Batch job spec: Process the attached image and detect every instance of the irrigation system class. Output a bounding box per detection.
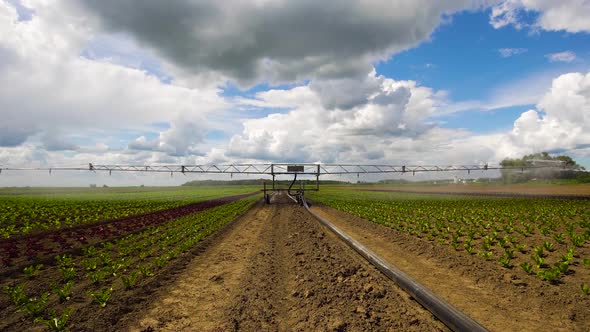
[0,160,574,332]
[0,161,571,177]
[0,160,574,205]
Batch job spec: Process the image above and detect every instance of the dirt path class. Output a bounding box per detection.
[312,205,590,332]
[123,199,272,331]
[123,193,447,331]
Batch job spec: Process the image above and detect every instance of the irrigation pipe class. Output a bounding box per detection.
[301,197,489,332]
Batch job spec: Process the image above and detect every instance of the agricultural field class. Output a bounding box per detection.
[338,182,590,198]
[0,186,261,331]
[308,189,590,286]
[307,188,590,330]
[2,184,590,331]
[0,186,259,238]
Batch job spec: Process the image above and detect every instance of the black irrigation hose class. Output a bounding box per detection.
[287,173,298,197]
[301,197,489,332]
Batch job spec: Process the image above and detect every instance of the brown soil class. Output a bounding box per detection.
[311,204,590,332]
[352,184,590,198]
[121,193,447,332]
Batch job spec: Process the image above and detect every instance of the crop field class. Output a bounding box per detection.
[1,185,590,331]
[307,188,590,330]
[308,189,590,285]
[0,186,259,238]
[0,187,260,331]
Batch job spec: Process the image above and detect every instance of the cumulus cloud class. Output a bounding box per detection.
[507,71,590,153]
[228,72,444,162]
[128,119,207,156]
[73,0,477,86]
[490,0,590,33]
[0,1,227,157]
[227,69,590,167]
[545,51,577,63]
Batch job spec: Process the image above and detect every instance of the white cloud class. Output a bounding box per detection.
[0,1,227,156]
[228,72,449,163]
[498,47,528,57]
[490,1,525,29]
[507,71,590,153]
[545,51,577,63]
[524,0,590,33]
[227,69,590,169]
[490,0,590,33]
[128,118,207,156]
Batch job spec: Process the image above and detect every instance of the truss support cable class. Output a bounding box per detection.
[301,197,489,332]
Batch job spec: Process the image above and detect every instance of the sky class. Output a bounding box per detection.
[0,0,589,186]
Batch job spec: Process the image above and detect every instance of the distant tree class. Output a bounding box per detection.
[499,152,585,183]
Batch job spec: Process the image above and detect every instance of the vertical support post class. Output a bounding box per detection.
[271,163,275,190]
[316,164,320,191]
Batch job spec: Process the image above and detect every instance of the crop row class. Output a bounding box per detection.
[308,190,590,290]
[0,187,256,238]
[0,193,256,269]
[1,194,260,331]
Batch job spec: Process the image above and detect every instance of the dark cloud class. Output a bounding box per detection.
[0,127,36,147]
[75,0,473,86]
[41,131,80,151]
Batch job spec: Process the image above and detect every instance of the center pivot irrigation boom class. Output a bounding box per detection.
[0,161,572,204]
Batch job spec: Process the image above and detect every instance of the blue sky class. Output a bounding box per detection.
[1,0,590,185]
[217,6,589,135]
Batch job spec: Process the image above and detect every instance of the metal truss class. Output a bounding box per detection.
[0,162,572,177]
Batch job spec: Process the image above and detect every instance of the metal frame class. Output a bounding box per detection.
[0,161,571,177]
[0,161,574,204]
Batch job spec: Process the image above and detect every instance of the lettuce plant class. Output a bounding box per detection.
[59,267,76,282]
[23,264,43,278]
[20,292,49,317]
[35,308,72,332]
[520,262,533,274]
[121,271,138,290]
[3,284,27,307]
[52,281,73,303]
[89,287,112,307]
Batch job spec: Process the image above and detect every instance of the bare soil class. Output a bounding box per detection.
[121,193,447,331]
[311,204,590,332]
[353,184,590,198]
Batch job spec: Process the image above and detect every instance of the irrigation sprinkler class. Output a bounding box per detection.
[0,161,575,204]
